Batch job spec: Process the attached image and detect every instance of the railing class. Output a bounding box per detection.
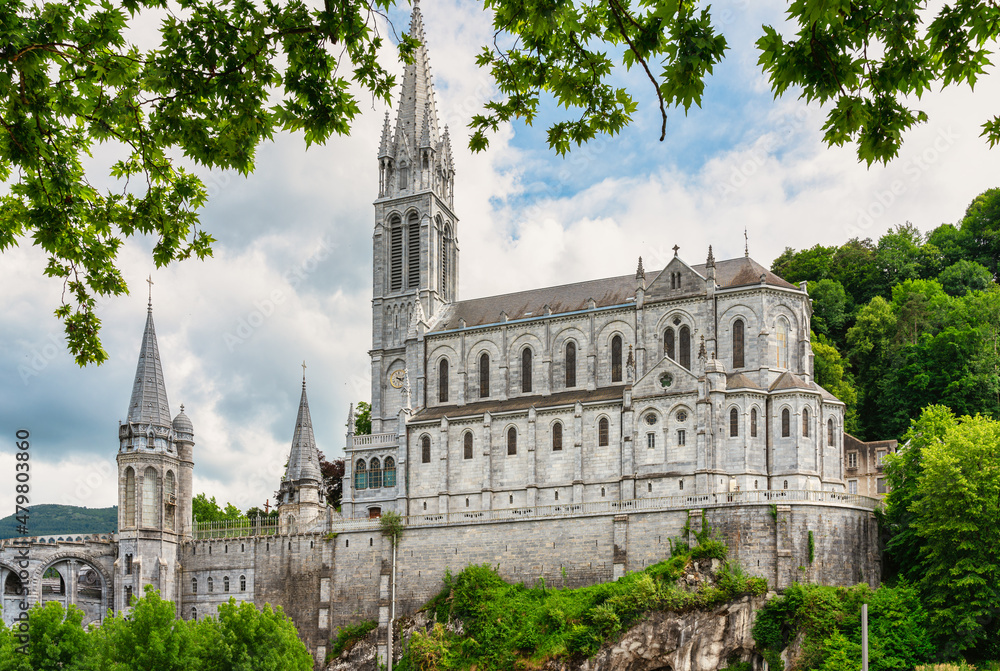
[192,520,279,540]
[350,432,398,448]
[189,489,879,539]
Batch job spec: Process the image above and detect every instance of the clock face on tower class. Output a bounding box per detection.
[389,370,406,389]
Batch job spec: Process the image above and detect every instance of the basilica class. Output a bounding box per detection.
[339,4,847,520]
[0,5,884,667]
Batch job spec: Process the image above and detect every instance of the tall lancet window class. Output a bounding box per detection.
[664,328,675,360]
[679,326,691,369]
[125,467,136,527]
[164,470,176,531]
[777,320,789,368]
[407,212,420,289]
[389,216,403,292]
[479,352,490,398]
[521,348,533,393]
[441,223,452,295]
[142,466,157,528]
[565,341,576,387]
[733,319,745,368]
[439,358,449,403]
[611,335,623,382]
[802,407,810,437]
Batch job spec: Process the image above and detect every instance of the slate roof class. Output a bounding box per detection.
[769,371,842,402]
[430,256,798,332]
[285,381,322,483]
[410,385,628,422]
[126,307,172,427]
[727,372,762,390]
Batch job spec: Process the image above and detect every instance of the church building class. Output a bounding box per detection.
[341,2,847,520]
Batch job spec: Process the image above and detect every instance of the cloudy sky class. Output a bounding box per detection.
[2,0,999,519]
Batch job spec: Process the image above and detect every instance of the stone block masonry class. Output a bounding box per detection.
[205,497,879,668]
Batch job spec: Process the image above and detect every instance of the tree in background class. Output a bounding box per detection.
[811,333,859,434]
[884,407,1000,659]
[938,260,994,297]
[354,401,372,436]
[774,189,1000,441]
[318,452,345,509]
[192,493,244,523]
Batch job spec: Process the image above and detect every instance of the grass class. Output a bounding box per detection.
[396,541,767,670]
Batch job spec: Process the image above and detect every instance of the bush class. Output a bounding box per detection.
[328,620,377,659]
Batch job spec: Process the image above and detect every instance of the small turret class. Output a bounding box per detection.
[277,371,325,533]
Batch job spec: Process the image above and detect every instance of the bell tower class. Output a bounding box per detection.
[115,290,192,614]
[370,0,458,432]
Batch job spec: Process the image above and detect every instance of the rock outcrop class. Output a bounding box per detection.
[541,596,765,671]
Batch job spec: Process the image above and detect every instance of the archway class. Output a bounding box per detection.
[37,558,109,626]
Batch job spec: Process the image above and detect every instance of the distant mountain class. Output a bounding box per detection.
[0,504,117,539]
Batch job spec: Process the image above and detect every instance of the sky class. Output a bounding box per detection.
[2,0,999,519]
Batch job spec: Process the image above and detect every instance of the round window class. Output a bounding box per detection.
[659,372,674,389]
[676,410,688,422]
[644,413,657,425]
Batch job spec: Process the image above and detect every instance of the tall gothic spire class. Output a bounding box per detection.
[127,306,172,427]
[393,1,441,156]
[285,376,322,484]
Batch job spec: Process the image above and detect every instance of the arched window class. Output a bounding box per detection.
[777,320,789,368]
[751,408,758,438]
[383,457,396,487]
[240,575,246,591]
[389,215,403,291]
[679,325,691,369]
[164,470,176,531]
[370,458,382,488]
[125,467,135,527]
[802,407,810,437]
[354,459,368,490]
[599,417,610,447]
[611,335,623,382]
[208,577,214,593]
[730,408,739,437]
[441,224,451,295]
[733,319,745,368]
[552,422,563,451]
[828,418,835,446]
[142,466,157,527]
[439,358,449,403]
[565,341,577,387]
[521,347,533,393]
[479,352,490,398]
[192,607,197,621]
[507,427,517,455]
[463,432,473,459]
[421,435,431,464]
[191,577,197,594]
[782,409,790,437]
[407,212,420,288]
[664,327,675,360]
[223,576,230,593]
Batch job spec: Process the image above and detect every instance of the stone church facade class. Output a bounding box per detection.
[0,5,884,668]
